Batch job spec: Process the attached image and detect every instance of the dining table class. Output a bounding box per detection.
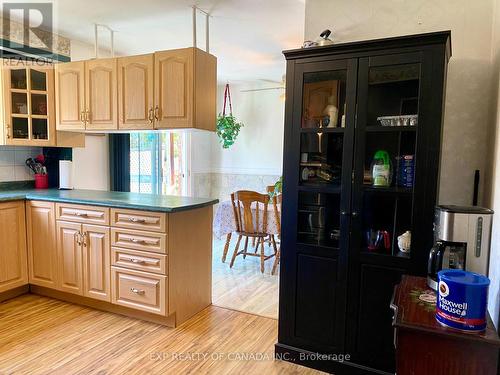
[213,200,281,262]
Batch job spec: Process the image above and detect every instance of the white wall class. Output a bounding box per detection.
[486,0,500,330]
[70,40,110,191]
[305,0,497,206]
[211,82,285,176]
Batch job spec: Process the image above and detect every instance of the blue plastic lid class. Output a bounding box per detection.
[438,269,490,286]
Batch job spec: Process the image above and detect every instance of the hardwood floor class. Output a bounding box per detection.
[0,294,323,374]
[212,237,279,319]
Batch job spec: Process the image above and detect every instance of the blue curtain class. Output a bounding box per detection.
[109,134,130,192]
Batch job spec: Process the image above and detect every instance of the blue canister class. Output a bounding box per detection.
[397,155,414,188]
[436,269,490,332]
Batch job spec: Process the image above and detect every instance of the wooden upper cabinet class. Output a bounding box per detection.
[3,62,56,146]
[85,58,118,130]
[118,54,154,130]
[0,201,27,293]
[55,61,85,131]
[154,48,193,129]
[154,48,216,131]
[82,224,110,302]
[52,48,216,132]
[57,220,83,295]
[26,201,57,289]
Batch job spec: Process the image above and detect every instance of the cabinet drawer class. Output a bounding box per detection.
[111,267,166,315]
[56,203,110,225]
[111,208,167,233]
[111,228,166,254]
[112,247,167,275]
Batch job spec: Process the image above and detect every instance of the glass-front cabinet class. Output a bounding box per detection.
[3,62,55,146]
[278,33,450,375]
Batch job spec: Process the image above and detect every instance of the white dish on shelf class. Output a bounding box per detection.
[377,115,418,127]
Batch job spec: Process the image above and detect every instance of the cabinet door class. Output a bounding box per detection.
[26,201,57,288]
[347,51,434,373]
[4,65,56,146]
[154,48,193,129]
[56,221,83,295]
[85,58,118,130]
[346,264,404,372]
[0,201,27,293]
[55,61,86,131]
[279,58,358,352]
[82,224,110,302]
[118,54,154,130]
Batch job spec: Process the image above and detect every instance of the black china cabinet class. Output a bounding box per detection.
[276,32,451,374]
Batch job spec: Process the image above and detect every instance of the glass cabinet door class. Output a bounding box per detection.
[353,53,422,259]
[295,60,356,250]
[280,58,357,352]
[6,66,51,144]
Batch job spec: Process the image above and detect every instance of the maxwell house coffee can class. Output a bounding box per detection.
[436,269,490,332]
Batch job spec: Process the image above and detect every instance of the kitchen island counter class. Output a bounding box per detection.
[0,188,218,212]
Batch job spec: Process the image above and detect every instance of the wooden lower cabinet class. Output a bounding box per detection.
[0,201,27,293]
[82,225,110,302]
[26,201,57,288]
[111,267,167,315]
[21,201,213,327]
[57,221,83,295]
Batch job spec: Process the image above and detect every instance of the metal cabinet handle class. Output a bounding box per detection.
[6,124,11,139]
[129,217,146,223]
[80,111,85,124]
[75,231,82,246]
[352,212,358,217]
[154,105,159,121]
[85,110,90,123]
[148,107,154,124]
[130,258,146,264]
[82,231,88,247]
[130,238,145,244]
[130,287,145,295]
[75,212,88,217]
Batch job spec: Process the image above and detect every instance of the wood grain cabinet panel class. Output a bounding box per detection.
[55,61,86,131]
[118,54,154,130]
[56,203,109,225]
[0,201,27,293]
[111,267,167,315]
[111,228,166,254]
[56,221,83,295]
[26,201,57,288]
[111,208,167,233]
[85,58,117,130]
[111,247,167,275]
[154,48,193,129]
[82,225,110,302]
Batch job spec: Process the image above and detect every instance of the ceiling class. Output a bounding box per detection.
[47,0,305,82]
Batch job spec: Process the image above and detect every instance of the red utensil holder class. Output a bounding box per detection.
[34,174,48,189]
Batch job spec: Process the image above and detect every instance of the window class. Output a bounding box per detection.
[130,132,190,195]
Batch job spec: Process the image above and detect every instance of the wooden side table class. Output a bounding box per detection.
[391,275,500,375]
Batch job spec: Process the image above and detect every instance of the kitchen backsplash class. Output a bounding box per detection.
[0,146,42,182]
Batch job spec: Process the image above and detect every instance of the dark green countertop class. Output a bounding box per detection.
[0,188,218,213]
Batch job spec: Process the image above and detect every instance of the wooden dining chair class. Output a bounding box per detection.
[229,190,277,273]
[266,185,282,275]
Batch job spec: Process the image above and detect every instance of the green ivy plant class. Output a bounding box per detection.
[216,114,243,149]
[269,176,283,200]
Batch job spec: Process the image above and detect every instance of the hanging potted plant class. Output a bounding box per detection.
[216,83,243,149]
